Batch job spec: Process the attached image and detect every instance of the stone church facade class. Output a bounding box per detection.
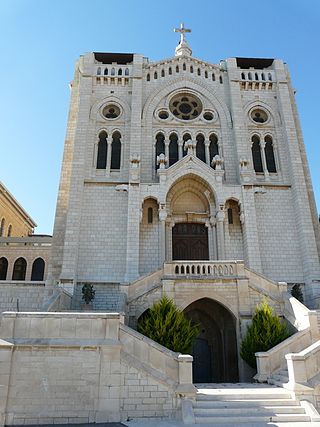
[0,28,319,424]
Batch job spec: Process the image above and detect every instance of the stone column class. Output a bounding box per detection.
[205,139,210,166]
[159,206,167,264]
[260,141,269,181]
[178,139,183,160]
[209,217,217,260]
[165,140,169,167]
[216,209,225,260]
[106,136,112,176]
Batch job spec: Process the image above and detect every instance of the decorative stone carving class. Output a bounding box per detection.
[130,154,141,168]
[158,204,167,221]
[239,157,249,171]
[157,153,168,169]
[184,139,196,156]
[211,155,224,170]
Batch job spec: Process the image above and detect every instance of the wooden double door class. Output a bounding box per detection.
[172,222,209,261]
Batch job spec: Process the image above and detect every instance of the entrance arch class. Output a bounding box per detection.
[184,298,239,383]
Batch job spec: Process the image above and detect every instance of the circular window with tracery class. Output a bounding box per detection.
[250,108,268,124]
[102,104,121,119]
[169,93,202,120]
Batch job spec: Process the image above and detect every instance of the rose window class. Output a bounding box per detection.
[169,93,202,120]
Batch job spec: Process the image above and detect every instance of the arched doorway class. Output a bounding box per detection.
[184,298,239,383]
[172,223,208,260]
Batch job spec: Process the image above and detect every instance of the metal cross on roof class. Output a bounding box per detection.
[174,23,191,44]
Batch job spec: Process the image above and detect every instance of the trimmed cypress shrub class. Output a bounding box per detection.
[137,295,199,354]
[240,300,290,369]
[291,284,304,303]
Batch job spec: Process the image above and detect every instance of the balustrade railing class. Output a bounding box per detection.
[164,261,243,278]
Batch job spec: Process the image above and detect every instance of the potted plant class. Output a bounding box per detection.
[81,283,95,310]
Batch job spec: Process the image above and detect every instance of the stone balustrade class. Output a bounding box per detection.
[164,261,244,278]
[286,340,320,389]
[0,236,52,247]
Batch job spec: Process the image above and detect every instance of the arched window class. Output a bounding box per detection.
[183,63,186,71]
[31,258,45,281]
[12,257,27,281]
[261,73,265,81]
[0,257,8,280]
[125,68,129,76]
[147,73,150,81]
[97,67,101,75]
[154,71,158,79]
[212,73,215,81]
[197,68,201,76]
[196,134,206,162]
[209,134,219,167]
[176,65,179,73]
[169,133,179,166]
[205,70,208,78]
[147,207,153,224]
[169,67,172,75]
[96,131,108,169]
[161,69,165,77]
[7,224,12,237]
[155,133,165,168]
[268,73,272,81]
[104,68,108,76]
[241,72,245,80]
[111,68,115,76]
[219,75,223,84]
[118,68,122,76]
[251,135,263,173]
[248,72,252,80]
[255,72,259,80]
[264,136,277,173]
[111,131,121,170]
[0,218,5,236]
[190,65,194,73]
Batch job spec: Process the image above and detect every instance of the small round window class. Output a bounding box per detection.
[158,110,169,120]
[169,93,202,120]
[251,109,268,124]
[203,111,214,121]
[102,104,121,119]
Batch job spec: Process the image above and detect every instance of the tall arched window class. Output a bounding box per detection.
[104,68,108,76]
[219,76,223,84]
[264,136,277,173]
[190,66,194,73]
[196,134,205,162]
[155,133,165,168]
[12,257,27,281]
[251,135,263,173]
[0,257,8,280]
[161,69,165,77]
[169,133,179,166]
[248,72,252,80]
[31,257,45,281]
[154,71,158,79]
[176,65,179,73]
[118,68,122,76]
[97,67,101,75]
[7,224,12,237]
[241,72,245,80]
[125,68,129,76]
[212,73,215,81]
[183,63,186,71]
[0,218,5,236]
[205,70,208,78]
[209,134,219,167]
[96,131,108,169]
[111,131,121,170]
[197,68,201,76]
[147,73,150,81]
[169,67,172,75]
[111,68,115,76]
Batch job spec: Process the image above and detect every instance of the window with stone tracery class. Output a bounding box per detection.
[251,134,277,175]
[264,135,277,173]
[96,131,108,169]
[111,131,121,170]
[155,133,165,169]
[251,135,263,173]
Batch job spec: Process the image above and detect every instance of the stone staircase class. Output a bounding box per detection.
[193,384,319,425]
[268,368,289,387]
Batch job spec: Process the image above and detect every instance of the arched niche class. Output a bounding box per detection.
[184,298,239,383]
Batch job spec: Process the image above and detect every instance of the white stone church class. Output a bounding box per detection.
[0,25,320,425]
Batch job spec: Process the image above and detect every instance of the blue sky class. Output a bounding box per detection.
[0,0,319,234]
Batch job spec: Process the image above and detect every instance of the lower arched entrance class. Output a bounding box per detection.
[184,298,239,383]
[172,223,208,260]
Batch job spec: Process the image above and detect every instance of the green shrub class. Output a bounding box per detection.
[137,295,199,354]
[240,299,290,369]
[291,284,304,303]
[81,283,95,304]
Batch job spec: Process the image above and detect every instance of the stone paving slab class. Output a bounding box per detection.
[124,421,320,427]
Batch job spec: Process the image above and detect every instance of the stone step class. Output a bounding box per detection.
[194,414,311,424]
[194,405,306,415]
[196,391,293,401]
[268,377,289,387]
[194,398,301,408]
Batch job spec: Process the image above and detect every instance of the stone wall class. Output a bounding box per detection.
[0,312,193,425]
[0,282,45,312]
